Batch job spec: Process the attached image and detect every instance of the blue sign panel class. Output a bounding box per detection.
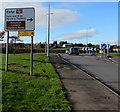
[101,44,107,49]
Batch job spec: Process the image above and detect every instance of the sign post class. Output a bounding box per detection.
[30,36,33,76]
[107,44,110,56]
[5,31,9,71]
[5,8,35,75]
[101,43,107,55]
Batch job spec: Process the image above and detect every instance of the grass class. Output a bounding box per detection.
[109,52,120,55]
[93,52,120,56]
[1,53,71,111]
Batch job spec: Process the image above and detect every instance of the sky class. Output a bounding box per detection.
[0,0,119,45]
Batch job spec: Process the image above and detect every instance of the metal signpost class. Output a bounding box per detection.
[107,44,110,56]
[5,8,35,76]
[5,31,9,71]
[30,36,33,75]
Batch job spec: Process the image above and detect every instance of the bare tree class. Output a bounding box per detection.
[9,36,23,43]
[0,31,5,41]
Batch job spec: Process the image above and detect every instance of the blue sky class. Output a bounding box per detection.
[48,2,118,44]
[0,1,118,45]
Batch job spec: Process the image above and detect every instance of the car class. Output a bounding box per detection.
[65,49,69,54]
[69,47,79,55]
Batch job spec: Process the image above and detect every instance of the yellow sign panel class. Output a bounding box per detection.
[99,50,103,54]
[18,31,34,36]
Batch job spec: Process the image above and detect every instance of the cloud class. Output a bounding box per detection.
[52,28,98,41]
[1,2,79,28]
[50,9,79,28]
[96,40,119,45]
[36,8,79,28]
[104,40,119,45]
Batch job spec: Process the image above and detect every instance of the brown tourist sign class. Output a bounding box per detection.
[6,21,25,30]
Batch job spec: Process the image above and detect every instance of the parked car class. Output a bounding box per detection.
[65,49,69,54]
[69,47,79,55]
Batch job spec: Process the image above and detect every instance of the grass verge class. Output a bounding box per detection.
[1,53,71,111]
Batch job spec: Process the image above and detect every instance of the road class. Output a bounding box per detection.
[60,54,119,93]
[50,55,119,111]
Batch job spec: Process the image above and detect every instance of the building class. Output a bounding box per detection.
[62,44,73,48]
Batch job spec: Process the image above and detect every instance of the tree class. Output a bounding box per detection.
[0,31,5,41]
[9,36,23,43]
[87,43,93,47]
[59,41,68,47]
[53,41,58,48]
[75,43,84,47]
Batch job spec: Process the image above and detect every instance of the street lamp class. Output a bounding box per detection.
[47,1,50,57]
[86,28,88,55]
[86,27,91,55]
[46,1,54,57]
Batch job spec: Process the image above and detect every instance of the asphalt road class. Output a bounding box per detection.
[50,55,119,111]
[60,54,119,93]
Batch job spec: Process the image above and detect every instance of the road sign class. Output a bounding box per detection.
[88,48,91,51]
[101,44,107,49]
[99,50,103,54]
[82,48,85,50]
[93,48,97,51]
[18,31,34,36]
[5,8,35,31]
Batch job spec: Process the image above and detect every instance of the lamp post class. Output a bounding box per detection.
[86,27,91,55]
[47,1,51,57]
[46,1,54,57]
[86,28,88,55]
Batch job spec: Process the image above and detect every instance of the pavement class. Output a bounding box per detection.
[50,54,119,112]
